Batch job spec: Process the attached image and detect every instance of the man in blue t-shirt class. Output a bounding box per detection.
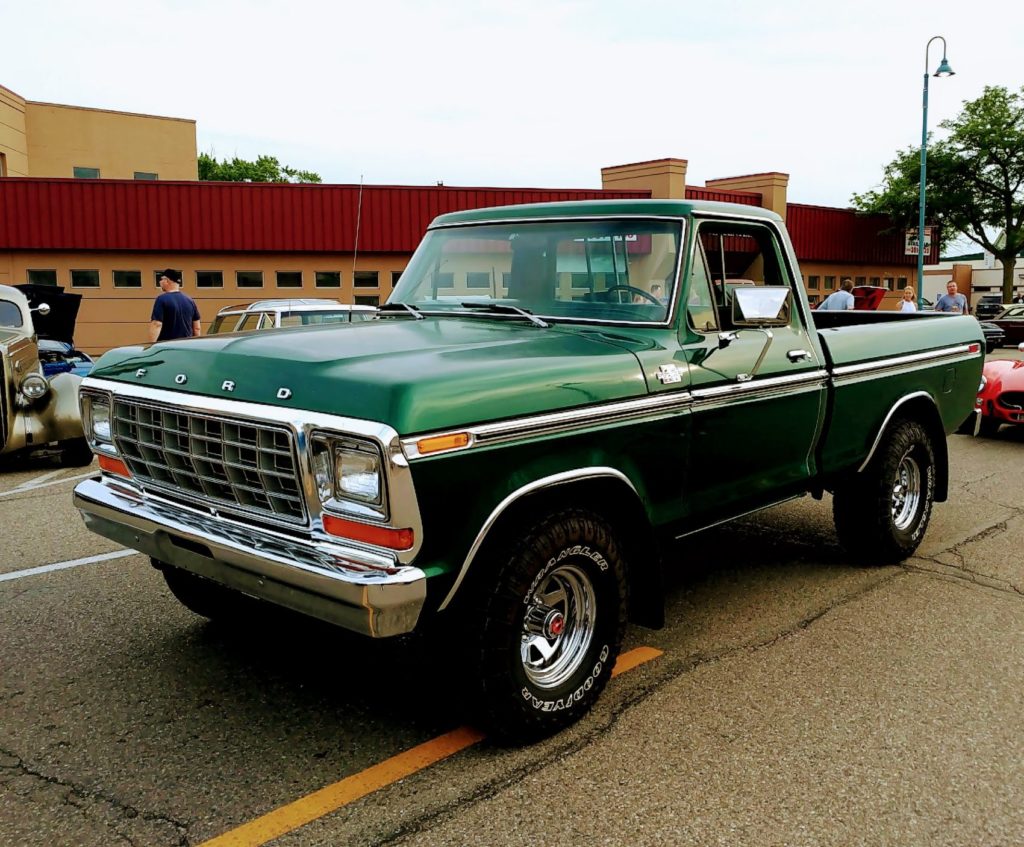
[934,280,970,315]
[818,277,856,311]
[149,269,201,342]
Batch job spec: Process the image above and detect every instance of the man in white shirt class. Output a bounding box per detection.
[818,277,855,311]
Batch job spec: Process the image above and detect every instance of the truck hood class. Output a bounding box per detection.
[89,318,650,434]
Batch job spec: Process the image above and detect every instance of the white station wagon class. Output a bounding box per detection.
[208,299,377,335]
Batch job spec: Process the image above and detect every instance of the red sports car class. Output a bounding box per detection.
[976,344,1024,436]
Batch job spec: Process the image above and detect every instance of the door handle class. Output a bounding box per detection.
[787,349,812,362]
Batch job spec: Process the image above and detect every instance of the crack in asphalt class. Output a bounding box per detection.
[0,746,192,846]
[374,570,905,846]
[912,514,1024,598]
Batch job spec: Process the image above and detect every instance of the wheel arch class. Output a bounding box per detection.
[858,391,949,502]
[438,467,664,628]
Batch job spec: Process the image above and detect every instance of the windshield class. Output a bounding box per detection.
[389,219,682,323]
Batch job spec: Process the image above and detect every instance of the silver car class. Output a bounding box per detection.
[207,299,377,335]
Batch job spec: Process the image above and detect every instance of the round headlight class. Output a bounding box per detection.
[20,373,49,400]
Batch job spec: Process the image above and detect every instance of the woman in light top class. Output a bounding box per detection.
[899,286,918,313]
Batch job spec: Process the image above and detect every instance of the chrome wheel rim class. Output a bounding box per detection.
[521,564,597,690]
[892,451,922,530]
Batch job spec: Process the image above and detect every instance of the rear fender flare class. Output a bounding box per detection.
[858,391,949,501]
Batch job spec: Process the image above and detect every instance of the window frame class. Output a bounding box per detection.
[113,270,143,288]
[353,270,380,289]
[70,269,100,288]
[236,270,265,289]
[315,271,342,288]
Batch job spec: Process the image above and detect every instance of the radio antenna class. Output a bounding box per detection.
[352,174,364,276]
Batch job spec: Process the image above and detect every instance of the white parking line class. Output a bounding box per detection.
[0,549,136,582]
[0,470,95,498]
[17,469,64,489]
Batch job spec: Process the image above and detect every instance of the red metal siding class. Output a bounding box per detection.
[685,186,762,206]
[0,179,649,254]
[786,203,935,266]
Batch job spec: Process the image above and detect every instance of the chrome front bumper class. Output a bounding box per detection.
[73,477,426,637]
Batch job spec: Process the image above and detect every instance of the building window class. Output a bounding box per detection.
[855,276,866,286]
[71,269,100,288]
[134,172,158,180]
[113,270,142,288]
[236,271,264,288]
[391,270,403,287]
[196,271,224,288]
[315,271,341,288]
[436,272,454,289]
[807,275,820,290]
[26,269,58,286]
[824,275,836,290]
[73,166,100,179]
[154,269,184,287]
[869,276,881,286]
[898,276,908,289]
[883,277,895,290]
[808,294,820,305]
[354,270,379,288]
[466,272,491,290]
[276,271,303,288]
[354,295,380,307]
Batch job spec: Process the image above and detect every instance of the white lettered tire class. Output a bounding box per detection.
[473,508,628,742]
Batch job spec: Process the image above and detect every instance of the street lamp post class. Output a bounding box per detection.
[917,36,955,309]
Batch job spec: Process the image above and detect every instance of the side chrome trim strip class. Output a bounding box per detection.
[833,345,975,381]
[437,467,640,612]
[402,369,828,459]
[857,391,939,473]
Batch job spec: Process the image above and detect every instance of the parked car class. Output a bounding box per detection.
[988,304,1024,347]
[37,339,94,378]
[0,285,90,465]
[978,320,1005,354]
[974,343,1024,436]
[75,199,983,740]
[974,294,1009,320]
[208,299,377,335]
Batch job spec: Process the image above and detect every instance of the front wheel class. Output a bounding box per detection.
[473,508,628,742]
[833,419,936,564]
[158,561,250,622]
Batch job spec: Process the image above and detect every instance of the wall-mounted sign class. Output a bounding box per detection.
[905,227,933,256]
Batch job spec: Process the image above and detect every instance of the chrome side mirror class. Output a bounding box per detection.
[31,303,51,316]
[1019,342,1024,352]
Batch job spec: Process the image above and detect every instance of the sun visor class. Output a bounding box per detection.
[15,284,82,344]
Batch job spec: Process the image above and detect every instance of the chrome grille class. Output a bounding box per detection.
[112,399,306,524]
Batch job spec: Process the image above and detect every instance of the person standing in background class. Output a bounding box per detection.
[818,277,855,311]
[899,286,918,312]
[150,269,201,342]
[934,280,970,314]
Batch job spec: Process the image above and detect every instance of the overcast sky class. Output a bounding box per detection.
[6,0,1021,209]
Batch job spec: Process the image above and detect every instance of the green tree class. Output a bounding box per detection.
[198,152,322,184]
[853,85,1024,301]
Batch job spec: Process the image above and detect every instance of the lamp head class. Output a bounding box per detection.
[934,57,954,77]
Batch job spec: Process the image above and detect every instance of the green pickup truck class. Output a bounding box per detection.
[73,200,984,739]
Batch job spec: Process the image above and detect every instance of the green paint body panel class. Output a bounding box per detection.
[85,199,985,621]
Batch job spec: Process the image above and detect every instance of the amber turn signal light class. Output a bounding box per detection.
[415,432,471,455]
[97,454,131,478]
[322,513,415,550]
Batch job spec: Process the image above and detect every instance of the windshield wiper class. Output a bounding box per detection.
[459,302,550,328]
[378,302,425,320]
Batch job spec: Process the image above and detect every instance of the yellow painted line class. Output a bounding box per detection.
[198,645,663,847]
[612,645,663,677]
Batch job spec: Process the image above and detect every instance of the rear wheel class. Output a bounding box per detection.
[472,508,628,742]
[978,417,1002,437]
[833,419,936,564]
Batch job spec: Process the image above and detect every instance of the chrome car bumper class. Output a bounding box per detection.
[73,477,426,637]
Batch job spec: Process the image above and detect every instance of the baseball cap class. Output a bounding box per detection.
[159,268,182,283]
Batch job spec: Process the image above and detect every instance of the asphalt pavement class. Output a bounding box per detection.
[2,354,1022,846]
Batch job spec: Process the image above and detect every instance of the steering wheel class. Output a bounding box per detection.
[602,285,662,305]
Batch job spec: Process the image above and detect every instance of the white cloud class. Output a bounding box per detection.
[6,0,1017,206]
